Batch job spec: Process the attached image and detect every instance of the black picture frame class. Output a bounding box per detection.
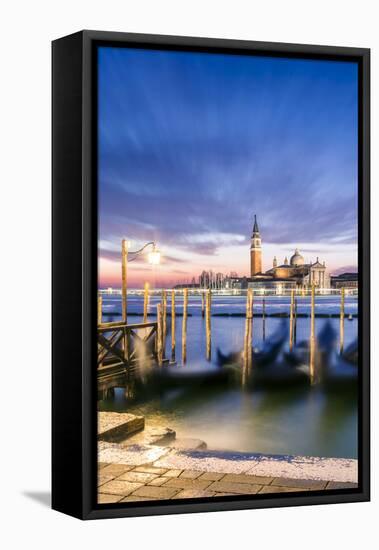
[52,30,370,520]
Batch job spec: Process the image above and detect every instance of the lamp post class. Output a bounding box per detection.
[121,239,160,324]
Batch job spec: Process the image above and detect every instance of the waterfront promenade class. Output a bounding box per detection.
[98,460,358,504]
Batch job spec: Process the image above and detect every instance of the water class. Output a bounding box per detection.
[98,293,358,459]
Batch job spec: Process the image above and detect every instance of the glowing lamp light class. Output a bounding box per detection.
[148,247,161,265]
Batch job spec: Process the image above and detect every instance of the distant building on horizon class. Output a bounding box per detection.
[330,272,358,290]
[226,215,330,291]
[192,215,355,292]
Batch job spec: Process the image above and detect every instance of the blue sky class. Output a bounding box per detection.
[98,46,358,287]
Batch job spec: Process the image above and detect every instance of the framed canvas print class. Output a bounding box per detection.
[52,30,370,520]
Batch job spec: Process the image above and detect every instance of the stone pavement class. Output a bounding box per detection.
[98,462,358,504]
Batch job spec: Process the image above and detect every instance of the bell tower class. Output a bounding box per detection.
[250,214,262,277]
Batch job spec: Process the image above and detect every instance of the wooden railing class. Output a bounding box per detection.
[97,321,158,370]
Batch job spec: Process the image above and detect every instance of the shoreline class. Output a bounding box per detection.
[98,441,358,483]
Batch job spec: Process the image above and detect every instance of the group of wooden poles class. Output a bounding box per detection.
[152,285,212,367]
[97,283,346,384]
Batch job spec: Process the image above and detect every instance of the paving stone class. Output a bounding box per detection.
[134,466,168,475]
[259,485,308,494]
[98,462,109,470]
[179,470,203,480]
[222,474,274,485]
[172,489,217,499]
[147,477,169,487]
[100,479,144,496]
[208,481,261,495]
[131,485,179,500]
[101,464,133,476]
[118,471,158,484]
[326,481,359,490]
[98,472,116,487]
[163,478,212,490]
[272,478,328,490]
[161,469,183,478]
[198,472,225,482]
[120,496,157,502]
[97,493,123,504]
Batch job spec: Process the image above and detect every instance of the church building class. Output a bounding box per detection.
[249,215,329,290]
[226,215,329,291]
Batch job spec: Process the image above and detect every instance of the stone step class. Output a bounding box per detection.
[122,426,176,447]
[98,412,145,442]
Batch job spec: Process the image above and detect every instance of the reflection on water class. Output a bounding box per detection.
[98,294,358,459]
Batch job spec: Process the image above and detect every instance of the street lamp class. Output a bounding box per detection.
[121,239,160,323]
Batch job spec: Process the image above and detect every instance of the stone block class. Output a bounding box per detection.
[161,469,183,478]
[163,478,212,491]
[179,470,203,480]
[272,477,327,490]
[222,474,274,485]
[98,472,116,487]
[208,481,261,494]
[101,463,133,476]
[147,477,169,487]
[198,472,225,482]
[172,489,217,499]
[130,485,179,500]
[120,496,156,502]
[99,479,144,496]
[98,412,145,442]
[326,481,359,490]
[118,471,158,484]
[134,466,168,475]
[259,485,307,494]
[97,493,123,504]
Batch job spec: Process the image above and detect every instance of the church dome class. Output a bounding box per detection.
[290,248,304,266]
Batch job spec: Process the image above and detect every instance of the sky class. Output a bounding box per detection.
[98,46,358,289]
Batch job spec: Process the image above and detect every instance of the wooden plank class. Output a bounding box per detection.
[98,332,125,365]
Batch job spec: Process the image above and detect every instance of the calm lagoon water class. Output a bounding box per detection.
[99,293,358,459]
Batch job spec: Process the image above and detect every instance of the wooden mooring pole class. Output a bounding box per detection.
[289,289,295,351]
[340,287,345,354]
[157,303,163,366]
[98,293,103,367]
[309,283,316,385]
[206,288,212,360]
[262,297,266,341]
[294,297,298,345]
[201,292,205,318]
[121,239,128,323]
[162,290,167,358]
[171,290,176,361]
[242,288,253,387]
[143,282,149,322]
[121,239,129,362]
[182,288,188,364]
[97,293,102,325]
